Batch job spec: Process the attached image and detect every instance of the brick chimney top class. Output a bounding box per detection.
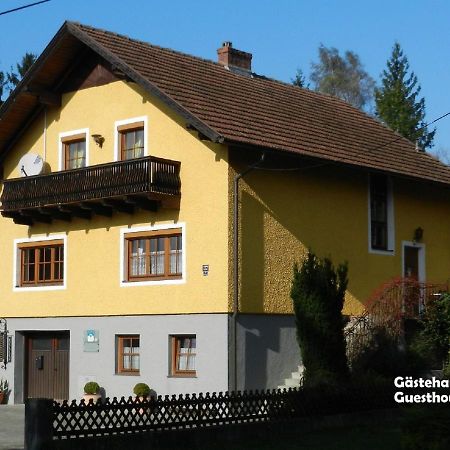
[217,42,252,72]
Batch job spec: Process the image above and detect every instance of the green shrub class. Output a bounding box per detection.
[351,327,426,378]
[133,383,151,397]
[402,406,450,450]
[417,293,450,367]
[83,381,100,394]
[291,251,349,386]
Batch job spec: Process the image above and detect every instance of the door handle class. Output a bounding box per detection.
[35,355,44,370]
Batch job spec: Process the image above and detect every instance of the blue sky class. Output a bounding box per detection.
[1,0,450,156]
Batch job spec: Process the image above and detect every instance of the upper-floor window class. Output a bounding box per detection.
[64,138,86,169]
[14,235,67,291]
[120,223,185,287]
[369,174,394,253]
[126,229,182,282]
[19,240,64,287]
[114,117,147,161]
[120,126,144,160]
[59,129,89,171]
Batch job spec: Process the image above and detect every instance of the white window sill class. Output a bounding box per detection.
[369,248,395,256]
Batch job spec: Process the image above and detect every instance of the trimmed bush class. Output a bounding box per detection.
[133,383,151,397]
[84,381,100,395]
[291,251,349,386]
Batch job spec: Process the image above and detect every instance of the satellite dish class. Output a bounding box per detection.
[18,153,44,177]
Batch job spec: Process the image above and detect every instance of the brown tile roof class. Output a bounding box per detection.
[2,21,450,185]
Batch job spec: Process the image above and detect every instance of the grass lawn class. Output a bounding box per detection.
[213,423,402,450]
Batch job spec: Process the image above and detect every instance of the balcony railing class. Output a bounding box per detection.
[1,156,181,224]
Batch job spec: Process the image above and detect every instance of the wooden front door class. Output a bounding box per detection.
[27,333,69,400]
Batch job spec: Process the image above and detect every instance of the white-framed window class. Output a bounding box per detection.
[120,223,186,287]
[368,173,395,254]
[13,234,67,291]
[114,116,148,161]
[58,128,89,171]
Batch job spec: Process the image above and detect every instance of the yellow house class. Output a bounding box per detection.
[0,22,449,403]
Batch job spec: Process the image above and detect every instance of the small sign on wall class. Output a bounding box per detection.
[202,264,209,276]
[83,329,99,352]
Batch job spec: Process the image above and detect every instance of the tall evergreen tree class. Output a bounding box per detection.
[0,70,5,104]
[292,68,308,88]
[291,251,349,386]
[375,43,435,150]
[310,45,375,111]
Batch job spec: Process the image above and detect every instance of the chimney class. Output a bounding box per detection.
[217,42,252,72]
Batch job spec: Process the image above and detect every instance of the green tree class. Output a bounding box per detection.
[375,43,435,150]
[6,52,36,90]
[0,52,37,103]
[0,70,5,103]
[292,68,308,88]
[310,45,375,110]
[291,251,349,386]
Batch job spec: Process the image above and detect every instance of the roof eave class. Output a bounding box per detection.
[66,22,224,144]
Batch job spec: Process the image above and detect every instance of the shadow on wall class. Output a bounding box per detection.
[241,190,264,313]
[236,315,300,391]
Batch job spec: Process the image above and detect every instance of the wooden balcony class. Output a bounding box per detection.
[0,156,181,225]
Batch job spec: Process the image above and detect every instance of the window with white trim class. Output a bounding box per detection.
[125,228,182,282]
[114,117,147,161]
[14,236,67,291]
[59,129,89,171]
[369,174,394,252]
[63,136,86,169]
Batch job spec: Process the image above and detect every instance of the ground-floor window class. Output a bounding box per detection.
[170,335,196,377]
[116,335,140,374]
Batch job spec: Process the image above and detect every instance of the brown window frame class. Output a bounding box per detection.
[116,335,140,375]
[125,228,182,282]
[62,134,86,170]
[19,240,64,287]
[118,123,144,161]
[170,335,196,377]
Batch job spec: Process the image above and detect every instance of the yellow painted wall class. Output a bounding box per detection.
[0,81,230,317]
[2,80,450,320]
[229,153,450,316]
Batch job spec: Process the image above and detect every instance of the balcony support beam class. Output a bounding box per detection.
[126,196,159,212]
[81,202,113,217]
[58,206,92,220]
[13,215,34,226]
[20,209,52,224]
[39,208,71,222]
[102,199,134,215]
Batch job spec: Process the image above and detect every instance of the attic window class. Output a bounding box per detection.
[119,125,144,160]
[59,129,89,171]
[114,117,147,161]
[63,137,86,170]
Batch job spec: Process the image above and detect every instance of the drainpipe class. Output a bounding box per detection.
[231,152,265,392]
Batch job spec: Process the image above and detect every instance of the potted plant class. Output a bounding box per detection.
[0,379,9,405]
[133,383,151,414]
[83,381,101,404]
[133,382,151,401]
